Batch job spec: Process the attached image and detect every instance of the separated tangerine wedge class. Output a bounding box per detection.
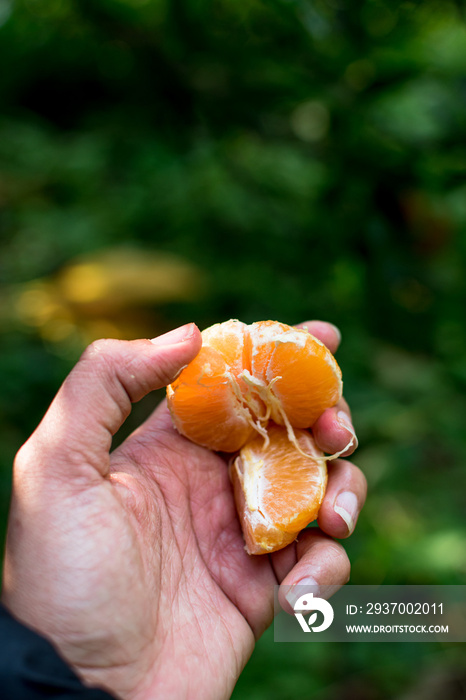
[166,319,342,452]
[230,423,327,554]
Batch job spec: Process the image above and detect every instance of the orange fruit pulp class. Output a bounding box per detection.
[230,423,327,554]
[166,319,344,554]
[167,319,342,452]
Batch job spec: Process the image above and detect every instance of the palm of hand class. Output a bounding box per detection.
[99,407,278,700]
[6,407,273,700]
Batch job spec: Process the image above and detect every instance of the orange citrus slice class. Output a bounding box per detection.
[166,319,342,452]
[230,424,327,554]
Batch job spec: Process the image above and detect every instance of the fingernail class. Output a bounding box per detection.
[285,577,320,609]
[329,323,341,345]
[334,491,359,534]
[337,410,358,449]
[150,323,196,347]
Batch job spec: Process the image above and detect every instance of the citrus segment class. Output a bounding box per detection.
[249,320,342,428]
[167,343,255,452]
[230,424,327,554]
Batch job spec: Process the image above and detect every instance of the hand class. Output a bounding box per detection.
[1,321,366,700]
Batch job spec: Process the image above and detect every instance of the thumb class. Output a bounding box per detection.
[16,323,202,482]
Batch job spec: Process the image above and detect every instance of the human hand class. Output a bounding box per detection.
[1,321,366,700]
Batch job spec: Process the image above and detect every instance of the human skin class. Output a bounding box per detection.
[1,320,366,700]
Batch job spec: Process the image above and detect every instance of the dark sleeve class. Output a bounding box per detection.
[0,604,116,699]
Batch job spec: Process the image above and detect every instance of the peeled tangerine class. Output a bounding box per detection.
[166,319,343,554]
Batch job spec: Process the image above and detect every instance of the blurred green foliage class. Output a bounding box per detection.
[1,0,466,697]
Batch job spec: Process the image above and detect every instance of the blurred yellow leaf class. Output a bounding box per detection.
[7,247,207,348]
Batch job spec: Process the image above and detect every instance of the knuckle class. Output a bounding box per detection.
[75,339,133,416]
[328,539,348,561]
[334,459,365,486]
[318,533,349,561]
[340,554,351,584]
[345,461,368,495]
[353,463,367,485]
[78,339,127,386]
[309,533,351,581]
[326,540,351,580]
[81,338,120,364]
[334,457,353,472]
[79,338,168,401]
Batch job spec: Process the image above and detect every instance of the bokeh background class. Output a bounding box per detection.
[1,0,466,697]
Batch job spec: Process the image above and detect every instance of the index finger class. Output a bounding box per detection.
[294,320,341,354]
